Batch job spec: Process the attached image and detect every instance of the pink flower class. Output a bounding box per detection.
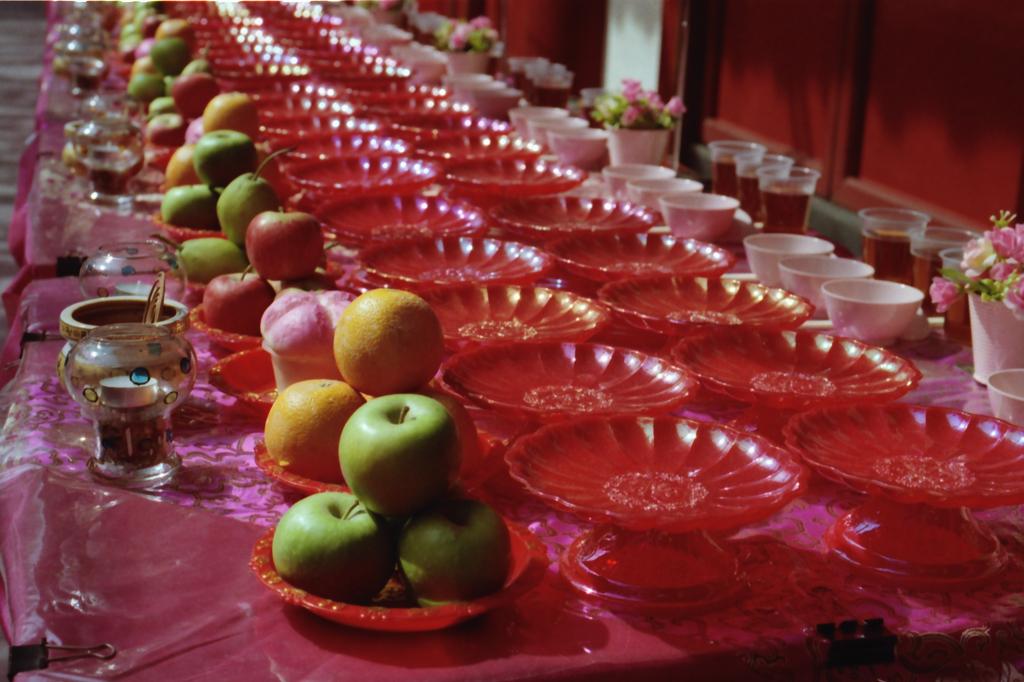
[621,105,642,127]
[469,16,493,30]
[645,91,664,111]
[962,237,997,277]
[987,226,1019,260]
[666,96,685,117]
[990,261,1019,282]
[449,22,473,50]
[378,0,401,10]
[622,78,643,103]
[929,276,960,313]
[1004,280,1024,320]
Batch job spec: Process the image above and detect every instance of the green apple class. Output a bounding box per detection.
[192,130,257,188]
[177,237,249,284]
[148,95,177,117]
[398,499,512,607]
[272,492,397,604]
[127,72,165,103]
[216,154,282,247]
[149,36,191,77]
[161,185,220,231]
[339,394,462,518]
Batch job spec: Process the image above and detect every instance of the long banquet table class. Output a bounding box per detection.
[2,8,1024,682]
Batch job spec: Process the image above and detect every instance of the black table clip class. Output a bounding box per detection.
[815,618,897,669]
[7,637,116,680]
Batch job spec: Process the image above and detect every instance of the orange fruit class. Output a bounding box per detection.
[164,144,201,188]
[334,289,445,396]
[264,378,366,484]
[155,18,197,51]
[130,55,157,80]
[420,385,484,479]
[202,92,260,140]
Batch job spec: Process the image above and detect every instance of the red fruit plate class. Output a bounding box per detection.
[443,159,588,199]
[254,440,350,496]
[151,214,225,244]
[284,156,441,197]
[261,112,375,141]
[358,237,555,290]
[671,327,922,409]
[190,305,263,352]
[411,134,543,167]
[209,348,277,416]
[598,276,815,336]
[368,99,475,120]
[492,196,658,242]
[316,195,489,247]
[264,118,384,150]
[439,341,699,423]
[389,115,514,143]
[547,233,738,282]
[258,98,362,122]
[421,283,612,351]
[346,85,450,105]
[249,519,549,632]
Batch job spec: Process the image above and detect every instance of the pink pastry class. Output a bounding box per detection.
[260,290,354,390]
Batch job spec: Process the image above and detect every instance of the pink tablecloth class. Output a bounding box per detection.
[1,280,1022,682]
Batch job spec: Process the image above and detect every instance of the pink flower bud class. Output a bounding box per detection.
[469,16,493,30]
[929,277,960,313]
[666,96,685,117]
[621,105,642,127]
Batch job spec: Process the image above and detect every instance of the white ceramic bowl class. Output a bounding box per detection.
[469,87,524,120]
[743,233,835,288]
[658,192,740,242]
[441,73,495,104]
[548,128,609,171]
[508,106,569,137]
[530,117,590,147]
[778,256,875,319]
[602,164,675,200]
[821,279,924,347]
[626,178,703,210]
[988,369,1024,427]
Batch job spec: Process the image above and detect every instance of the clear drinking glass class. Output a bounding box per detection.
[708,140,765,199]
[756,165,820,234]
[908,227,979,315]
[939,247,971,346]
[735,152,793,223]
[859,208,930,286]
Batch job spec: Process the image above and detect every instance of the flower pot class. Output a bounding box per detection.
[606,128,671,167]
[968,293,1024,384]
[446,51,491,75]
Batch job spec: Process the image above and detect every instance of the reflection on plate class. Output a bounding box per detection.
[254,440,350,496]
[190,305,263,352]
[249,520,549,631]
[209,348,277,416]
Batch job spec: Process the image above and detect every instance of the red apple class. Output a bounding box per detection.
[245,211,325,282]
[145,113,187,147]
[171,73,220,120]
[202,271,276,336]
[142,15,165,39]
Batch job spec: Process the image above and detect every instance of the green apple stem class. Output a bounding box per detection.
[149,232,182,251]
[253,146,298,181]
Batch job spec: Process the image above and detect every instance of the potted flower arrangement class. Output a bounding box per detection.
[435,16,499,75]
[931,210,1024,384]
[591,79,685,166]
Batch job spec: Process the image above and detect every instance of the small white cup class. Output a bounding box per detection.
[602,164,675,200]
[743,233,835,288]
[658,192,739,242]
[469,87,524,120]
[821,279,924,347]
[508,106,569,137]
[778,256,875,319]
[626,178,703,210]
[530,117,590,147]
[988,369,1024,428]
[548,128,609,171]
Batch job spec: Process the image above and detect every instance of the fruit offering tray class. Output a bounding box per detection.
[4,279,1024,680]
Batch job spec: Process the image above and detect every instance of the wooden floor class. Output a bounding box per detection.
[0,2,48,354]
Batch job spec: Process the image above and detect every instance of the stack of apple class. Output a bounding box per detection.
[272,393,514,608]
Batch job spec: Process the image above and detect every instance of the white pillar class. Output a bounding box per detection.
[603,0,664,93]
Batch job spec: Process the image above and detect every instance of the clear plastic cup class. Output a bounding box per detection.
[708,140,765,198]
[533,69,573,109]
[939,246,971,345]
[859,208,930,286]
[755,166,820,234]
[735,152,793,222]
[908,227,980,314]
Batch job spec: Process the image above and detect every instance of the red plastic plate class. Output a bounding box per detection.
[598,276,815,336]
[444,159,588,198]
[209,348,277,416]
[411,134,543,167]
[316,195,489,246]
[492,196,658,242]
[421,283,612,351]
[547,233,737,282]
[358,237,555,290]
[439,341,699,423]
[284,156,441,196]
[190,305,262,352]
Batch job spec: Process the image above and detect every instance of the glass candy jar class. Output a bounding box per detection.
[79,240,188,301]
[72,117,143,207]
[65,323,197,487]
